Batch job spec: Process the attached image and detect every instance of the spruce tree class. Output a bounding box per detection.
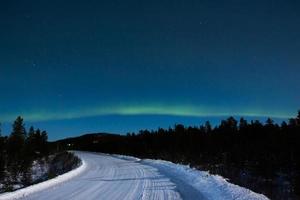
[40,130,48,157]
[0,123,5,181]
[204,121,212,133]
[7,116,26,179]
[296,110,300,126]
[239,118,248,131]
[26,126,36,157]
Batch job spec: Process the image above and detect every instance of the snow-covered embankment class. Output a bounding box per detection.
[0,156,86,200]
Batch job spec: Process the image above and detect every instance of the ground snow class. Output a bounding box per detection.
[143,159,269,200]
[0,152,268,200]
[0,159,86,200]
[31,160,49,183]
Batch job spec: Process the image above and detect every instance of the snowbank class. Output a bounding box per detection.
[102,152,269,199]
[0,157,87,200]
[143,159,269,200]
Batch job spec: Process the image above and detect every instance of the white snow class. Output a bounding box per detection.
[30,160,49,183]
[0,155,86,200]
[143,159,269,200]
[0,151,269,200]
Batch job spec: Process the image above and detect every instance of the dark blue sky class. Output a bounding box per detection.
[1,0,299,140]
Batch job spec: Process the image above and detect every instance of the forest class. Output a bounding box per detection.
[1,112,300,199]
[55,111,300,200]
[0,117,79,192]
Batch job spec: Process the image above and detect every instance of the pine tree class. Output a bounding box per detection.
[0,122,5,181]
[220,117,238,132]
[266,118,274,127]
[26,126,36,157]
[7,116,27,179]
[26,127,49,158]
[239,118,248,130]
[204,121,212,133]
[296,110,300,126]
[40,130,48,157]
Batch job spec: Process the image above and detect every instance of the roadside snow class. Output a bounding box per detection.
[0,158,86,200]
[143,159,269,200]
[112,153,268,199]
[31,160,49,183]
[0,152,269,200]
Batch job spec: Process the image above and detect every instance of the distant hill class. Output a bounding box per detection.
[50,132,124,152]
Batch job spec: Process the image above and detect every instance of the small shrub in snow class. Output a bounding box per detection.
[48,152,80,178]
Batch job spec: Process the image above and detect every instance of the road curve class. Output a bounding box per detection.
[0,152,268,200]
[16,151,203,200]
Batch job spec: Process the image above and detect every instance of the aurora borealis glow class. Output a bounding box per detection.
[1,0,299,140]
[0,103,293,123]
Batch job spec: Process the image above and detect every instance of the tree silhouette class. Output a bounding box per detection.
[7,116,27,179]
[26,128,49,158]
[204,121,212,133]
[0,117,50,191]
[296,110,300,126]
[0,123,5,181]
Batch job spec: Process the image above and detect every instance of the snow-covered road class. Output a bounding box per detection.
[0,151,269,200]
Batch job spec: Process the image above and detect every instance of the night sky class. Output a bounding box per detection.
[1,0,299,140]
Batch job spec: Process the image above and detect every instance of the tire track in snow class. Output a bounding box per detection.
[4,152,184,200]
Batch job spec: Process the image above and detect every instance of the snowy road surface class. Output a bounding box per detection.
[0,151,268,200]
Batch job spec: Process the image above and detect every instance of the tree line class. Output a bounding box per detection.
[0,116,48,190]
[59,110,300,200]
